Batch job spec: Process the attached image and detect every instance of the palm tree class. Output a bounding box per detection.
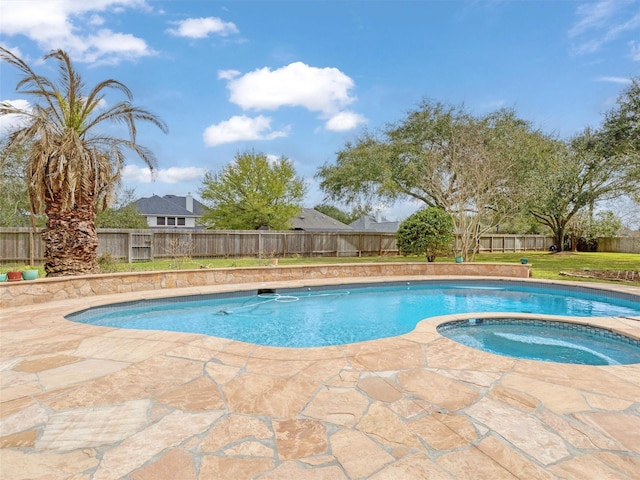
[0,47,167,276]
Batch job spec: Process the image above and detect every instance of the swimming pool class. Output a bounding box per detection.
[67,280,640,348]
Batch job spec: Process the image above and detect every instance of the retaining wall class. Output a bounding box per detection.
[0,262,531,308]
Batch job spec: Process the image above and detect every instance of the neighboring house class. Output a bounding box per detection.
[131,199,352,231]
[133,194,207,228]
[290,208,353,231]
[350,211,401,233]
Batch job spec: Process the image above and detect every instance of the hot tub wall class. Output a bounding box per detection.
[0,262,530,308]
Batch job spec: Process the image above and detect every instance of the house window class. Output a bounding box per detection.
[156,216,187,227]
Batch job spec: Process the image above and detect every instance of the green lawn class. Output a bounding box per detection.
[103,251,639,285]
[6,251,639,285]
[466,251,640,283]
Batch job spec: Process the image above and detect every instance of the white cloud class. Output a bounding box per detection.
[218,62,366,133]
[88,15,105,26]
[569,0,620,38]
[81,30,152,65]
[122,165,206,184]
[0,0,155,64]
[0,43,23,59]
[94,98,108,110]
[0,99,31,134]
[218,69,241,80]
[596,76,633,84]
[222,62,356,116]
[203,115,289,147]
[166,17,238,39]
[569,0,640,55]
[325,111,367,131]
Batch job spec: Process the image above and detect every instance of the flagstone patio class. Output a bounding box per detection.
[1,276,639,479]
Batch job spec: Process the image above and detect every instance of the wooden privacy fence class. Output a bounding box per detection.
[597,236,640,254]
[0,228,400,263]
[1,228,557,264]
[126,229,400,261]
[475,234,554,253]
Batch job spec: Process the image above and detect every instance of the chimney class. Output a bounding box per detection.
[375,208,382,223]
[186,193,193,212]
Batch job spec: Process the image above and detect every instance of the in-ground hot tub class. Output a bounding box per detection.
[437,318,640,365]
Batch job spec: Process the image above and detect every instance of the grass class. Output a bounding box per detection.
[4,251,639,285]
[467,251,640,283]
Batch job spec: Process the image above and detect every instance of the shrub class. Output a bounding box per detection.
[97,253,119,273]
[396,207,454,261]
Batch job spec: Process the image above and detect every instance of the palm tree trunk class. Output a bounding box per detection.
[43,192,99,276]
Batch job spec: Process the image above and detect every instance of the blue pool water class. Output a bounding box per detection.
[437,319,640,365]
[67,281,640,350]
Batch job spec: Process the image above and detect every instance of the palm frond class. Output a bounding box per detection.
[0,47,62,122]
[2,46,167,217]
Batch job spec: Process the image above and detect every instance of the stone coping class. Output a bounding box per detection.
[0,262,530,308]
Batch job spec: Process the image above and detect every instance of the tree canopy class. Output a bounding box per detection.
[199,151,306,230]
[600,77,640,158]
[317,100,549,259]
[0,139,33,227]
[317,82,640,252]
[0,47,167,275]
[313,203,370,225]
[522,78,640,250]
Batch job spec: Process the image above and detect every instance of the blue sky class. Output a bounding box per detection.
[1,0,639,221]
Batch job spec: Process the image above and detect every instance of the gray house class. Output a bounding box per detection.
[132,198,351,232]
[133,194,207,228]
[350,211,400,233]
[290,208,353,231]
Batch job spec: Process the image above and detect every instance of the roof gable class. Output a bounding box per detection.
[133,195,207,216]
[350,214,400,232]
[290,208,353,231]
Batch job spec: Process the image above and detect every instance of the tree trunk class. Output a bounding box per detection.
[43,192,99,277]
[554,223,565,252]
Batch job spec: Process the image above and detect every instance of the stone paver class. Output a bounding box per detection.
[1,276,639,479]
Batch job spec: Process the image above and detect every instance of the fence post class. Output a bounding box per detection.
[29,228,34,265]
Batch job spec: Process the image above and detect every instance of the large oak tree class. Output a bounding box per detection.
[523,78,640,250]
[317,100,548,259]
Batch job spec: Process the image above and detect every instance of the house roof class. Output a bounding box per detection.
[350,214,400,233]
[133,195,207,217]
[290,208,353,231]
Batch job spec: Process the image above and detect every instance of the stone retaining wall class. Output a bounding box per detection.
[0,262,530,308]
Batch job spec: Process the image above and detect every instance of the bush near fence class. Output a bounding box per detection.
[0,228,558,265]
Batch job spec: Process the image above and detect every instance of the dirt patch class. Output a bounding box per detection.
[560,270,640,284]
